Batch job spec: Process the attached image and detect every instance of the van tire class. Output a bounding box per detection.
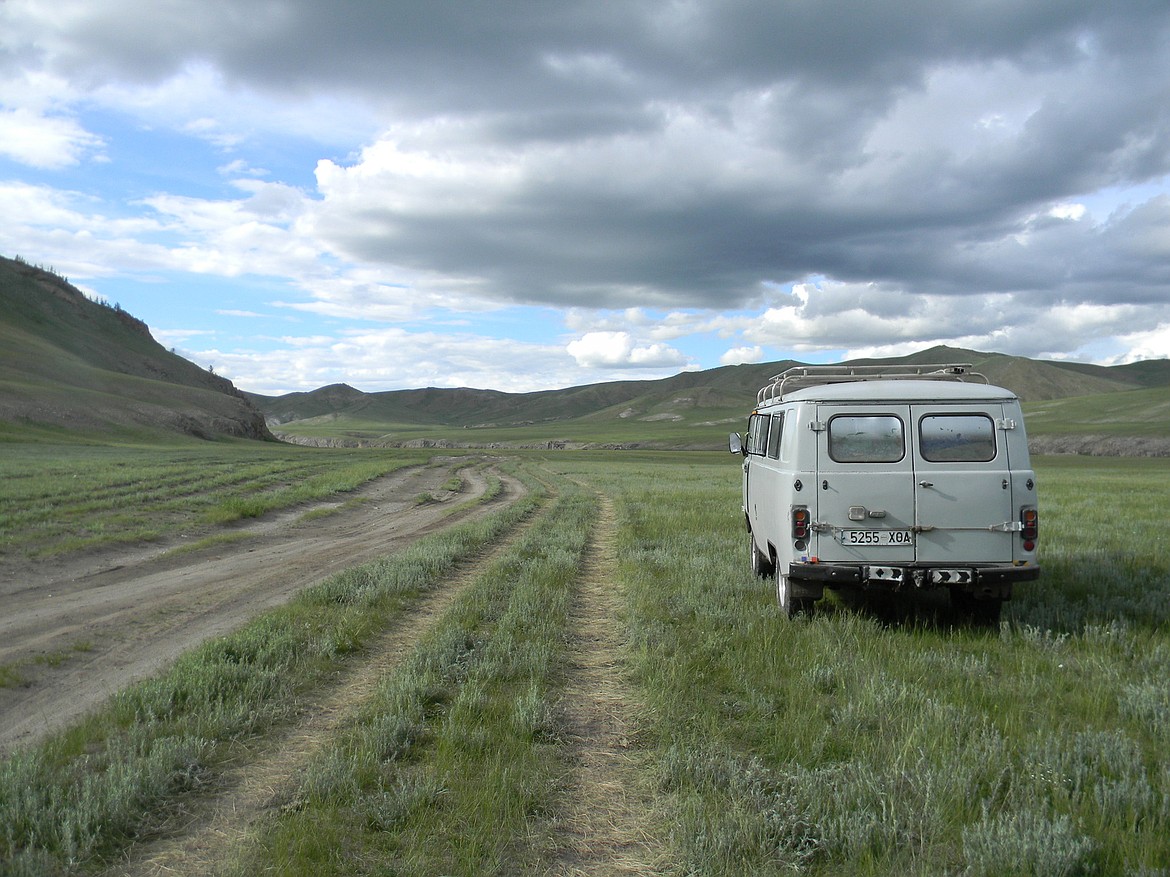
[777,575,820,617]
[750,537,775,578]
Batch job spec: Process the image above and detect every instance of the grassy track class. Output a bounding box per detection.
[235,482,597,875]
[1,449,1168,874]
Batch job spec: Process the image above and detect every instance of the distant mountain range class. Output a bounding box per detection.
[3,254,1168,449]
[249,346,1170,432]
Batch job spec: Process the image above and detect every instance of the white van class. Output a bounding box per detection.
[730,364,1039,620]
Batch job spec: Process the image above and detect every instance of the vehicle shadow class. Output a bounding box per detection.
[816,585,999,631]
[811,548,1170,635]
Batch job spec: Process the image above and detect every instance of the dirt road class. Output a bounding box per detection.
[0,458,516,754]
[116,487,543,876]
[108,484,665,876]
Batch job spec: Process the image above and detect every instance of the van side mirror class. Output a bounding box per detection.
[729,432,744,455]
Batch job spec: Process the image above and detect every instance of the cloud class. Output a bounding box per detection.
[187,327,573,395]
[735,278,1166,364]
[1116,323,1170,364]
[566,331,688,369]
[0,107,104,168]
[284,14,1170,320]
[3,1,1170,390]
[152,327,213,347]
[720,345,763,366]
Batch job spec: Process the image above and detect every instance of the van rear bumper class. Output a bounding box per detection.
[788,562,1040,589]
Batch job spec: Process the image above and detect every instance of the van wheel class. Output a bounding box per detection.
[750,537,775,578]
[777,575,819,618]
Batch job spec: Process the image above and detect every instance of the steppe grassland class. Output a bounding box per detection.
[239,482,597,876]
[1,447,1168,875]
[216,451,1170,876]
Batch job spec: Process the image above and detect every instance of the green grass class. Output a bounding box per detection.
[270,411,743,451]
[267,383,1170,452]
[537,452,1170,875]
[1024,386,1170,437]
[255,357,1170,452]
[0,442,434,558]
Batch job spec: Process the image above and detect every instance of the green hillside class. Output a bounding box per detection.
[0,256,273,443]
[1022,384,1170,456]
[252,347,1170,451]
[3,249,1167,452]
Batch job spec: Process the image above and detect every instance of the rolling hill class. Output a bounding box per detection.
[3,251,1167,453]
[0,256,274,442]
[250,347,1170,453]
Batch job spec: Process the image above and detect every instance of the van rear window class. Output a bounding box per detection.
[919,414,996,462]
[828,415,904,463]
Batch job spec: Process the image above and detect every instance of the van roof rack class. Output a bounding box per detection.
[756,363,987,406]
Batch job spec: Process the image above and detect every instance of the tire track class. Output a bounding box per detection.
[109,473,536,877]
[551,493,667,876]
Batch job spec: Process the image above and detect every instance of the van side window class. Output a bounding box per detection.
[828,415,904,463]
[920,414,996,462]
[767,413,784,459]
[747,413,770,455]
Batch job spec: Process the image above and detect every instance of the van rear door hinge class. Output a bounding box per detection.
[809,421,826,432]
[996,418,1017,430]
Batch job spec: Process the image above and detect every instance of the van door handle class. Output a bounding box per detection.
[918,481,934,488]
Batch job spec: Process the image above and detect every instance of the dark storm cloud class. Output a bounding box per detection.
[26,0,1170,319]
[44,2,1169,128]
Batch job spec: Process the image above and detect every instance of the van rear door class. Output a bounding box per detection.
[911,406,1015,563]
[813,403,1015,566]
[813,406,917,563]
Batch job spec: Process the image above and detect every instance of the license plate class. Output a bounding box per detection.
[841,529,914,546]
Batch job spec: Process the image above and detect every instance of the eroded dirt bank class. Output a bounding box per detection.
[0,458,518,754]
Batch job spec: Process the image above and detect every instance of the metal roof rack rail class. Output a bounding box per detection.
[756,363,987,406]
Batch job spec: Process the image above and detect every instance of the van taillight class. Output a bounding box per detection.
[1020,507,1038,551]
[792,506,810,545]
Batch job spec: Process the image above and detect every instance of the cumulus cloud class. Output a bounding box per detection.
[0,107,104,168]
[731,277,1170,364]
[566,331,688,369]
[1116,323,1170,364]
[720,346,764,366]
[3,0,1170,390]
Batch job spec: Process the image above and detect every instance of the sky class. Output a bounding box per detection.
[2,1,1170,396]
